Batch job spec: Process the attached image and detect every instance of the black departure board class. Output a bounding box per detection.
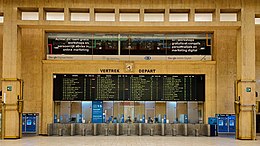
[53,74,205,101]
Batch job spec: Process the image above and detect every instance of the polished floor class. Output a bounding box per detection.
[1,135,260,146]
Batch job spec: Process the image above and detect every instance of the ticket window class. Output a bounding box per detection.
[54,102,60,123]
[188,102,199,124]
[103,101,113,123]
[167,102,177,123]
[59,102,71,123]
[82,101,92,123]
[71,102,82,123]
[145,101,155,123]
[198,103,204,123]
[113,101,124,123]
[176,102,188,123]
[155,101,166,123]
[124,101,134,123]
[134,101,145,123]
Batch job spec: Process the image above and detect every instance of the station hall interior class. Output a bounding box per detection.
[1,0,260,145]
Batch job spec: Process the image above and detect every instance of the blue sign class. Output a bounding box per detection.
[228,115,236,133]
[216,114,236,133]
[218,115,228,132]
[22,113,37,133]
[92,101,103,123]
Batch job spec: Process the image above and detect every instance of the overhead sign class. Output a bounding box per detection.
[47,33,212,61]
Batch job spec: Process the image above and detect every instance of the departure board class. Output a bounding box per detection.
[53,74,205,101]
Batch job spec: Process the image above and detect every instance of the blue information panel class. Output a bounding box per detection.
[216,114,236,133]
[92,101,103,123]
[22,113,37,133]
[228,115,236,133]
[217,115,228,132]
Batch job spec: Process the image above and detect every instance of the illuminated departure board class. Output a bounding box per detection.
[53,74,205,101]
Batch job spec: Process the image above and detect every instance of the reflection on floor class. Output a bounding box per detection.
[0,135,260,146]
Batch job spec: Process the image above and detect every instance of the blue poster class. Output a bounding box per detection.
[92,101,103,123]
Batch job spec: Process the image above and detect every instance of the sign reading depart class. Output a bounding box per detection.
[53,74,205,101]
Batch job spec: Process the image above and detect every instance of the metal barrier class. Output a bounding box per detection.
[105,128,109,136]
[172,128,177,136]
[161,123,165,136]
[58,128,63,136]
[127,126,131,136]
[81,128,86,136]
[93,124,97,136]
[47,124,53,136]
[150,128,154,136]
[138,123,142,136]
[49,123,212,137]
[116,123,120,136]
[195,129,199,136]
[184,124,188,136]
[70,124,75,136]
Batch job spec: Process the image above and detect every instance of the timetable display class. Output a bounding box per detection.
[53,74,205,101]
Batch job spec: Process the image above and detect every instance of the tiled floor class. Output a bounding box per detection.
[0,135,260,146]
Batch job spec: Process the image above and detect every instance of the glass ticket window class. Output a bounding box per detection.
[113,101,124,123]
[59,102,71,123]
[198,102,204,123]
[145,101,155,123]
[82,101,92,123]
[134,101,145,123]
[54,102,60,123]
[71,102,82,123]
[124,101,134,123]
[176,102,188,123]
[188,102,199,124]
[167,102,177,123]
[103,101,113,123]
[155,101,166,123]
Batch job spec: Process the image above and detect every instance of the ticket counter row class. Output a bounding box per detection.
[54,101,204,124]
